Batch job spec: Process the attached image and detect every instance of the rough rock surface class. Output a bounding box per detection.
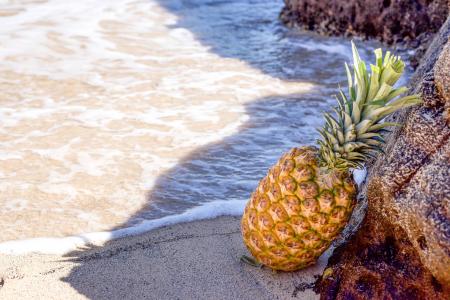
[316,212,448,299]
[280,0,449,67]
[315,17,450,299]
[280,0,448,44]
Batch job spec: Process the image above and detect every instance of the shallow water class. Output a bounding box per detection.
[0,0,385,246]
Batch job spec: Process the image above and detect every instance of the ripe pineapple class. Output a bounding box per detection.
[241,42,421,271]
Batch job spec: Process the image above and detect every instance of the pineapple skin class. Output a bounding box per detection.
[241,146,357,271]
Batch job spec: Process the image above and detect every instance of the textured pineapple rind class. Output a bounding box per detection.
[241,146,356,271]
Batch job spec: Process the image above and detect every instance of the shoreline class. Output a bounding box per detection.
[0,171,366,256]
[0,216,328,299]
[0,200,246,255]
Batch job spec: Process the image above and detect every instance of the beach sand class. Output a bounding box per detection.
[0,216,328,299]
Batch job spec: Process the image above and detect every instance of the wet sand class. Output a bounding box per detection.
[0,216,328,299]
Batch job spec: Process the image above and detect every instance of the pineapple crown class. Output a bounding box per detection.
[317,42,422,171]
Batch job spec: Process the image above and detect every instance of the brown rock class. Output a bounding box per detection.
[315,16,450,299]
[435,43,450,103]
[280,0,449,67]
[434,42,450,123]
[315,212,449,299]
[280,0,448,44]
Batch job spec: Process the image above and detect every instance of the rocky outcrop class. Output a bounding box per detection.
[280,0,448,44]
[280,0,449,67]
[315,17,450,299]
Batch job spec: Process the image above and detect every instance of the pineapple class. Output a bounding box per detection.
[241,42,421,271]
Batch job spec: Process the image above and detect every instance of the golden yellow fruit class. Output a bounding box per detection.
[240,43,421,271]
[241,146,356,271]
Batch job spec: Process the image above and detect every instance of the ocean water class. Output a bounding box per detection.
[0,0,388,254]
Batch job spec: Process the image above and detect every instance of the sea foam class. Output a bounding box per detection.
[0,200,246,255]
[0,169,367,255]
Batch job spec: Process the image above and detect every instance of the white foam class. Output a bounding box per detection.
[352,168,367,187]
[0,199,246,255]
[76,152,106,177]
